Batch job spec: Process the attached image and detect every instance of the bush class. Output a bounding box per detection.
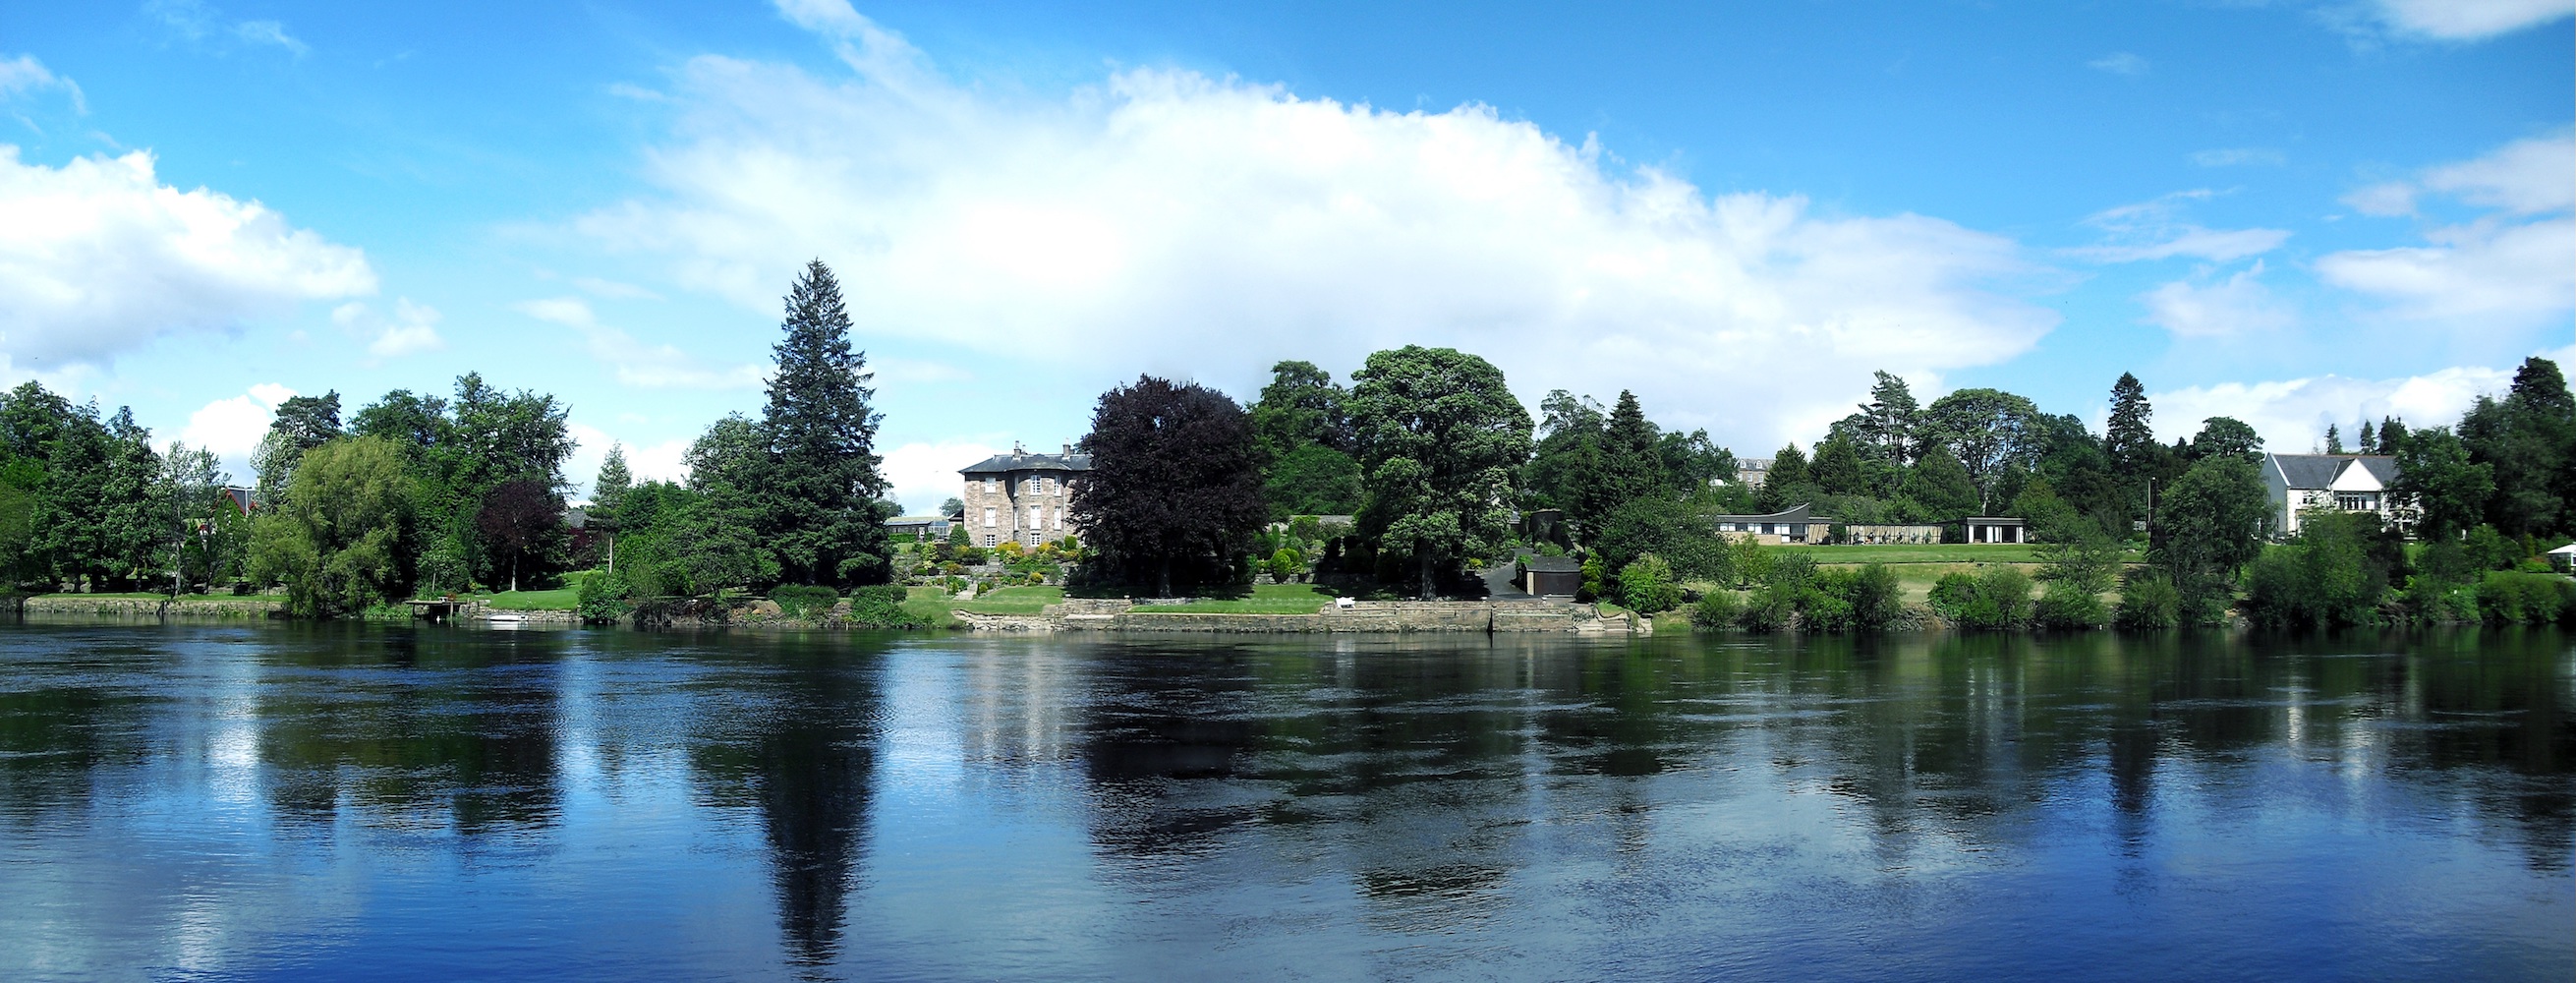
[769,584,840,620]
[1925,572,1979,621]
[1844,563,1905,631]
[2033,583,2106,629]
[845,584,931,628]
[1619,553,1683,613]
[2475,571,2576,625]
[1739,586,1796,632]
[2112,569,2181,629]
[1930,567,2032,630]
[1577,556,1604,603]
[1690,590,1743,630]
[579,570,635,624]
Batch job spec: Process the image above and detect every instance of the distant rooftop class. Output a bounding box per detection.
[960,441,1093,476]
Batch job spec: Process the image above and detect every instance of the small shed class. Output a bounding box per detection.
[1961,517,2028,544]
[1519,555,1583,598]
[2550,542,2576,574]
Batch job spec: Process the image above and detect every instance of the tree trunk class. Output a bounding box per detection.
[605,534,615,576]
[1418,553,1435,601]
[1158,556,1173,598]
[510,553,520,594]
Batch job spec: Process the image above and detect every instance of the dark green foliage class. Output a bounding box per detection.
[1926,567,2032,630]
[1903,444,1981,522]
[762,260,892,587]
[1248,361,1351,461]
[1756,443,1808,511]
[2473,571,2576,625]
[578,570,634,624]
[1577,555,1604,603]
[2151,455,2270,624]
[1830,371,1920,465]
[1617,553,1682,612]
[2323,424,2345,455]
[2376,417,2409,457]
[251,390,342,505]
[1738,585,1797,632]
[1824,564,1906,631]
[1592,495,1732,585]
[1348,346,1531,598]
[1263,443,1362,517]
[844,584,931,628]
[1523,389,1606,515]
[2459,357,2574,539]
[1810,437,1865,497]
[769,584,840,619]
[2240,512,2404,629]
[2113,569,2182,629]
[2104,373,2155,481]
[1069,376,1269,596]
[2389,427,2493,543]
[2187,417,2264,465]
[2033,528,2121,629]
[1689,589,1743,630]
[1920,387,2043,512]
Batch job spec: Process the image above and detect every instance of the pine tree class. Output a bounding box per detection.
[592,443,633,574]
[2357,420,2377,454]
[2323,424,2344,455]
[2103,373,2154,479]
[1580,390,1659,520]
[762,260,891,587]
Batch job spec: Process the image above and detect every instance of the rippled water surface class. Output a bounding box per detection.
[0,622,2568,981]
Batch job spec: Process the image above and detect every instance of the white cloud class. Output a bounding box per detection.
[575,5,2060,447]
[0,146,374,372]
[2188,147,2285,168]
[2089,52,2148,76]
[2364,0,2575,40]
[0,54,86,114]
[516,296,768,389]
[2148,358,2547,449]
[2071,192,2291,262]
[331,298,446,359]
[177,381,293,480]
[882,439,1000,513]
[2141,260,2297,338]
[565,421,693,499]
[571,276,661,300]
[232,21,308,56]
[2318,134,2576,326]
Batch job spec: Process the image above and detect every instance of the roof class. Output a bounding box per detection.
[2549,543,2576,556]
[1519,555,1583,573]
[2266,453,2398,491]
[1709,503,1819,523]
[1963,516,2027,524]
[884,515,949,525]
[959,450,1092,476]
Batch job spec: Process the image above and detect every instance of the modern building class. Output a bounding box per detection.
[1844,523,1944,545]
[959,442,1090,548]
[2262,453,2406,537]
[1711,503,1832,545]
[1961,516,2028,544]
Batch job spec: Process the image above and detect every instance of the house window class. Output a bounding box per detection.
[984,478,998,492]
[1029,505,1041,529]
[984,534,996,547]
[2337,493,2375,511]
[984,507,997,528]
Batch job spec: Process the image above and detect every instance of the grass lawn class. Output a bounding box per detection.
[1130,583,1339,613]
[953,585,1064,614]
[901,586,964,627]
[483,587,582,610]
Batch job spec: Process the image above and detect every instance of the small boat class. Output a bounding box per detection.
[486,612,528,626]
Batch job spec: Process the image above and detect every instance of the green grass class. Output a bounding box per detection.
[483,588,581,610]
[1130,583,1339,613]
[953,585,1064,614]
[901,586,963,627]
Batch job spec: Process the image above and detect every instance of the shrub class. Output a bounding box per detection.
[1266,547,1304,583]
[1739,586,1796,632]
[1690,590,1743,630]
[1577,556,1604,603]
[2033,581,2107,629]
[1934,567,2033,630]
[845,584,930,628]
[2112,569,2181,629]
[1619,553,1683,613]
[1843,563,1905,631]
[1925,572,1979,620]
[2476,571,2576,625]
[769,584,840,620]
[578,570,635,624]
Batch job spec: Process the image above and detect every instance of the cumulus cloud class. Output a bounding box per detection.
[882,439,1002,513]
[177,381,293,479]
[2071,192,2291,262]
[2361,0,2575,40]
[2318,133,2575,326]
[148,0,309,56]
[576,1,2059,446]
[2147,353,2565,450]
[2141,260,2297,338]
[565,421,692,498]
[331,298,445,359]
[0,146,375,371]
[516,296,768,389]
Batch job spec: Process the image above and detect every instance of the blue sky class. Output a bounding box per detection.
[2,0,2569,511]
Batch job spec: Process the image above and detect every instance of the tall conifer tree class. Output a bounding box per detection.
[763,260,892,586]
[2103,373,2154,479]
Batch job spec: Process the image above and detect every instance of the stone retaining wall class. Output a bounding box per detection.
[983,598,1650,634]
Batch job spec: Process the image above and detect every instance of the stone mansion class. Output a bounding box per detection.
[958,443,1091,548]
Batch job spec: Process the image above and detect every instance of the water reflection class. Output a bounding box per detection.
[0,621,2565,981]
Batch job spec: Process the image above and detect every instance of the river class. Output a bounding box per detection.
[0,621,2567,981]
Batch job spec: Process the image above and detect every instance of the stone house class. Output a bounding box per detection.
[2262,453,2407,537]
[959,443,1091,549]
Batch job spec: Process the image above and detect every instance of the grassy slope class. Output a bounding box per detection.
[953,585,1064,614]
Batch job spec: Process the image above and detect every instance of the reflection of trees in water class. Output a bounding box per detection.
[254,626,564,836]
[0,683,146,824]
[685,639,882,967]
[1076,643,1264,858]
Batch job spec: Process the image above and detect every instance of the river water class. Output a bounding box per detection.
[0,621,2567,981]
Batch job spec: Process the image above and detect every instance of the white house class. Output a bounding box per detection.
[2262,453,2407,537]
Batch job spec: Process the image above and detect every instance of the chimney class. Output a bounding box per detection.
[1061,442,1071,457]
[1013,440,1025,456]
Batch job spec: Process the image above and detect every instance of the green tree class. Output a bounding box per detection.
[1585,389,1660,518]
[2459,357,2574,539]
[2389,427,2494,542]
[2150,455,2269,624]
[1347,346,1532,598]
[590,443,634,573]
[99,408,163,588]
[1755,442,1808,511]
[153,441,231,596]
[1522,389,1605,515]
[1835,370,1920,465]
[249,436,417,617]
[1617,552,1681,613]
[2104,373,2155,481]
[251,391,342,506]
[1809,436,1865,497]
[2187,416,2264,465]
[1921,387,2043,512]
[761,260,891,586]
[1247,360,1350,461]
[1902,444,1981,522]
[2323,424,2345,455]
[1264,443,1363,516]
